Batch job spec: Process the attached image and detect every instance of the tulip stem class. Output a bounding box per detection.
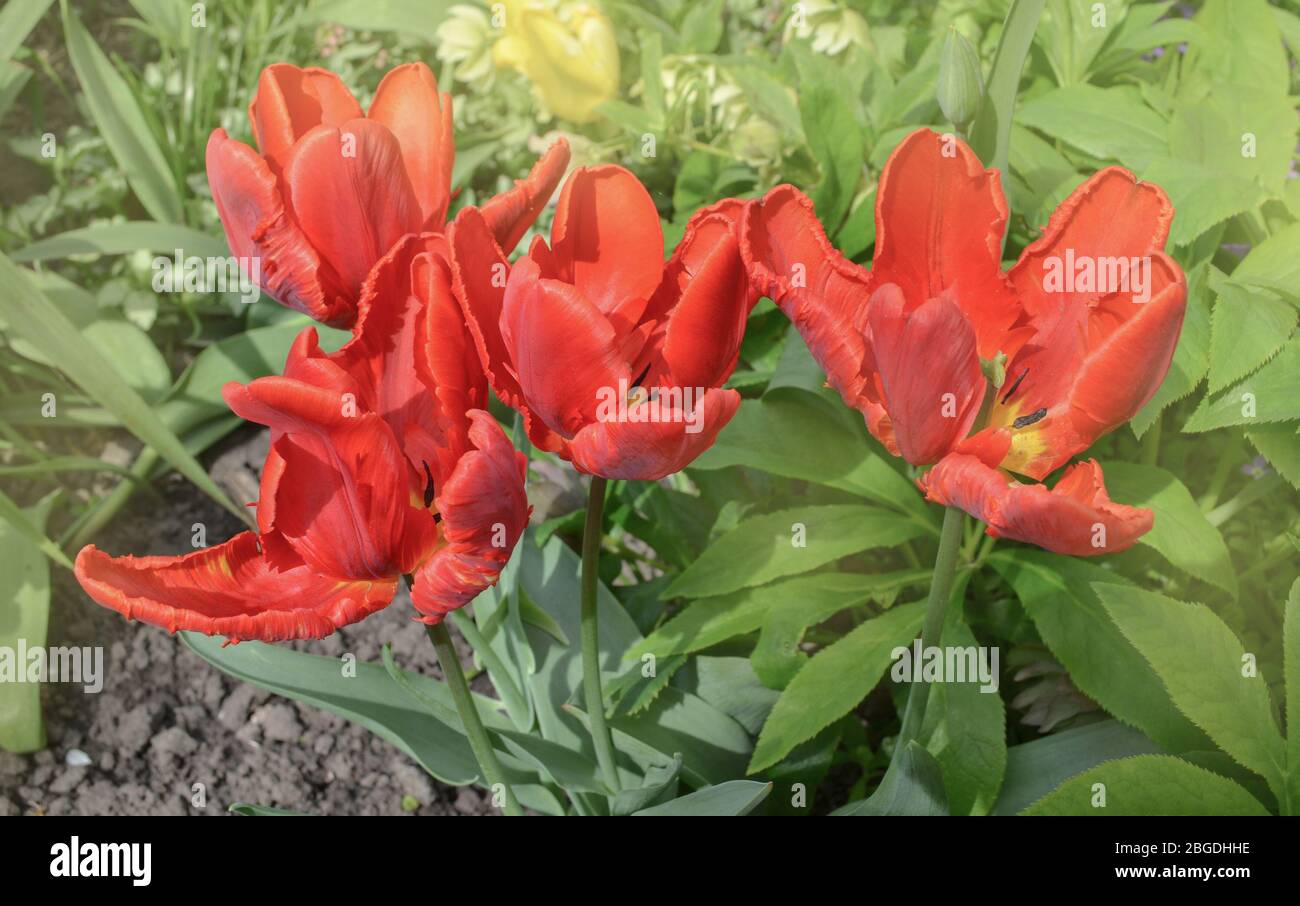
[893,506,967,757]
[581,475,621,794]
[425,622,523,816]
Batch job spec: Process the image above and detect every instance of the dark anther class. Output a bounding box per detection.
[631,362,652,389]
[1001,368,1028,404]
[422,460,436,508]
[1013,407,1048,429]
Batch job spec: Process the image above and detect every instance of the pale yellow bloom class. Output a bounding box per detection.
[783,0,872,57]
[493,0,620,123]
[437,4,498,87]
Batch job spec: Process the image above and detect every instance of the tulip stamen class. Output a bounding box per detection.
[1001,368,1028,404]
[1013,407,1048,429]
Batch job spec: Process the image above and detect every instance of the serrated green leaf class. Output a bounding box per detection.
[1023,754,1269,815]
[1226,222,1300,303]
[749,601,925,773]
[1096,583,1287,800]
[1099,462,1237,598]
[1207,282,1296,394]
[1248,425,1300,490]
[989,550,1208,754]
[665,505,925,600]
[1183,336,1300,432]
[919,614,1006,816]
[1017,84,1166,171]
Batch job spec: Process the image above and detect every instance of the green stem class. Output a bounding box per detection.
[581,475,621,793]
[893,506,966,756]
[425,622,523,816]
[1139,413,1162,467]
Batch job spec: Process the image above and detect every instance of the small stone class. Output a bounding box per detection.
[65,748,92,767]
[253,703,302,743]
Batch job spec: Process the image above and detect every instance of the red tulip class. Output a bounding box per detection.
[206,62,569,327]
[75,235,530,641]
[741,128,1186,555]
[449,167,756,481]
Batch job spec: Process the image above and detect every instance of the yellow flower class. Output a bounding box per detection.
[437,4,498,88]
[493,0,620,123]
[783,0,872,57]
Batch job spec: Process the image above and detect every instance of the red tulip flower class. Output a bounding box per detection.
[75,235,530,641]
[742,128,1186,556]
[207,62,569,327]
[448,166,757,481]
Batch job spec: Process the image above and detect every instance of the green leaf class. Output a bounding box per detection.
[1130,262,1212,437]
[274,0,452,43]
[1226,222,1300,303]
[833,741,949,816]
[1096,583,1287,800]
[969,0,1046,176]
[1017,84,1166,171]
[751,586,857,690]
[677,0,725,54]
[228,803,309,816]
[1207,283,1295,396]
[610,754,680,815]
[919,615,1006,816]
[1248,425,1300,491]
[1023,754,1269,816]
[182,633,562,814]
[692,388,929,520]
[633,570,927,659]
[664,504,924,600]
[0,487,71,570]
[0,494,55,752]
[749,601,925,773]
[1183,336,1300,432]
[988,551,1208,754]
[799,81,864,234]
[1285,579,1300,811]
[79,320,172,403]
[12,222,229,263]
[1098,462,1237,598]
[0,0,55,67]
[62,5,182,223]
[632,780,771,816]
[991,719,1161,815]
[1142,159,1266,248]
[0,253,248,525]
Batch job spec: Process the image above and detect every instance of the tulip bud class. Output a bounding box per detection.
[936,28,984,131]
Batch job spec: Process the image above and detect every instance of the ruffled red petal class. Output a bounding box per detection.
[479,137,571,254]
[205,128,354,326]
[249,64,363,176]
[920,455,1152,556]
[411,411,530,623]
[75,533,396,643]
[567,386,741,480]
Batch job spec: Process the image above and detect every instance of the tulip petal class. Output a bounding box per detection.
[479,137,571,254]
[740,184,874,412]
[994,169,1185,478]
[568,387,741,480]
[75,533,396,643]
[223,376,412,579]
[865,285,986,465]
[282,119,422,303]
[206,129,354,325]
[655,211,756,389]
[551,166,664,317]
[872,129,1019,359]
[249,64,363,175]
[368,62,455,231]
[920,455,1152,556]
[411,411,530,623]
[500,257,629,438]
